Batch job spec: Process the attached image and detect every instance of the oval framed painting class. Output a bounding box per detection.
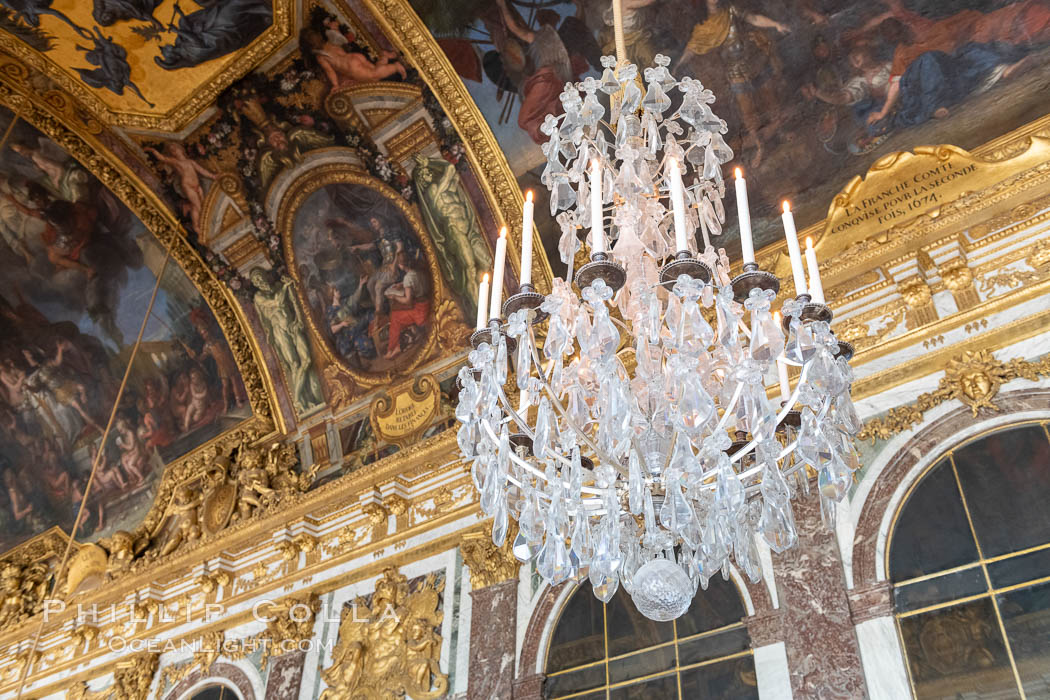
[279,165,443,385]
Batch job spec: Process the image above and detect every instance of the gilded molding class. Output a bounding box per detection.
[359,0,553,294]
[858,350,1050,442]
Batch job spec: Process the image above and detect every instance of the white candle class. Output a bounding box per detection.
[735,168,755,264]
[520,190,535,286]
[590,160,605,254]
[490,227,508,320]
[781,201,808,297]
[668,158,689,253]
[476,274,490,330]
[777,359,791,403]
[805,237,825,304]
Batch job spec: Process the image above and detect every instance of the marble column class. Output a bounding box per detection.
[772,495,868,698]
[461,527,521,700]
[849,581,911,700]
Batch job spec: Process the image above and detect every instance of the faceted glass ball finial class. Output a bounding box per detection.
[629,558,693,621]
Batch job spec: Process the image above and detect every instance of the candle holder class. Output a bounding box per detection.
[470,322,517,353]
[576,251,627,294]
[509,433,533,457]
[834,340,854,361]
[502,283,548,323]
[469,327,492,350]
[725,430,753,459]
[659,250,713,291]
[731,262,780,303]
[799,302,833,326]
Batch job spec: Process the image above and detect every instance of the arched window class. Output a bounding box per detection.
[544,576,757,699]
[889,422,1050,699]
[186,685,241,700]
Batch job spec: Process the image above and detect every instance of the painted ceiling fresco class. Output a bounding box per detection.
[0,108,250,551]
[0,0,284,128]
[0,0,1048,560]
[411,0,1050,271]
[129,5,500,424]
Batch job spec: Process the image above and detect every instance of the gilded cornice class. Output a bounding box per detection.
[0,429,469,656]
[2,501,478,696]
[756,118,1050,284]
[359,0,553,294]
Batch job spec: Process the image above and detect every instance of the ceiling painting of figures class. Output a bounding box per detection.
[0,0,287,129]
[410,0,1050,272]
[0,108,251,551]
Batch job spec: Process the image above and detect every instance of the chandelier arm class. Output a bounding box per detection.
[715,381,744,433]
[524,323,628,474]
[477,415,606,501]
[491,384,577,472]
[734,438,801,486]
[728,361,812,465]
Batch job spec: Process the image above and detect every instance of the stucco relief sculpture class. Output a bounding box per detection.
[321,567,447,700]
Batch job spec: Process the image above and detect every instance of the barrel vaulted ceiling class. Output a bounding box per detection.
[0,0,1049,563]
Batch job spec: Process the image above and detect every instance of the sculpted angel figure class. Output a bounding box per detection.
[233,455,275,521]
[412,155,491,321]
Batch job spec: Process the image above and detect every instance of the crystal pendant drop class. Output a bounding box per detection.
[642,82,671,114]
[590,568,619,603]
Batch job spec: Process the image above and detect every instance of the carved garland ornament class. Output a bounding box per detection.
[858,350,1050,442]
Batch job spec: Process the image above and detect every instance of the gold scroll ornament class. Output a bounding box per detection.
[369,375,441,447]
[817,142,1050,262]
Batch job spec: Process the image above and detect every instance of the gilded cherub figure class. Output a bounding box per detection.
[159,486,203,557]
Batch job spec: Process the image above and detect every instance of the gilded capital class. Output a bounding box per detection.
[460,525,520,590]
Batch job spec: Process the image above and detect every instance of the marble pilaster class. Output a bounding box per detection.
[466,579,518,700]
[461,527,521,700]
[773,494,868,698]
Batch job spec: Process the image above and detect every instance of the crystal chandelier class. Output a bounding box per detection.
[455,1,860,622]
